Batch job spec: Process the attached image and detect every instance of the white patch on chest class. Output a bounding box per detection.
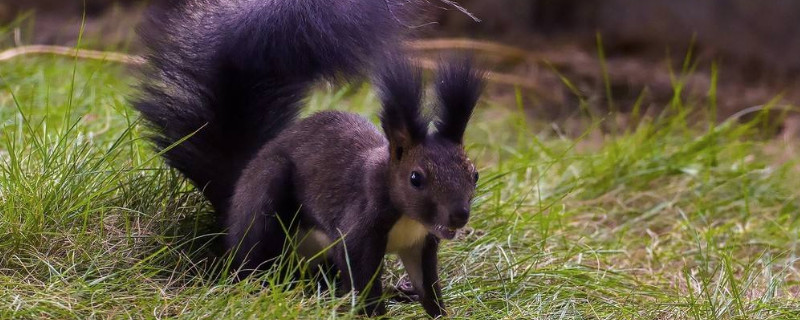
[295,216,428,260]
[386,216,429,253]
[296,228,333,263]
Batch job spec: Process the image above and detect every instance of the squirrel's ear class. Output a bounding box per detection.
[434,57,485,144]
[376,56,427,159]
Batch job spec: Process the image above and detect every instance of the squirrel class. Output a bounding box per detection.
[133,0,484,317]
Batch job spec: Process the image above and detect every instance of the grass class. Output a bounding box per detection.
[1,51,799,319]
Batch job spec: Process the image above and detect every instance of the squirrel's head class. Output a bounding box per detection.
[376,57,485,240]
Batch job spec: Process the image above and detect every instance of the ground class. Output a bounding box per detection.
[0,53,799,319]
[5,2,800,128]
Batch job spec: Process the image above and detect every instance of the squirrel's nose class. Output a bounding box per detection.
[450,206,470,228]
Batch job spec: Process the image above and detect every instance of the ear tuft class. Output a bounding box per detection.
[434,57,485,143]
[376,56,428,146]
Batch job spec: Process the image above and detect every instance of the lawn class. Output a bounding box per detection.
[1,53,799,319]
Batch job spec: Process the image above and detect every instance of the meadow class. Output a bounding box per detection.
[0,50,799,319]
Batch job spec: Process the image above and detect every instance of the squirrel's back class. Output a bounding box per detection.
[245,110,388,219]
[134,0,416,211]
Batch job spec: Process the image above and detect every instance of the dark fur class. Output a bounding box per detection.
[134,0,484,317]
[135,0,411,211]
[435,57,486,144]
[377,57,428,147]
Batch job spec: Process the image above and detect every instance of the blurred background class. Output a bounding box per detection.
[2,0,799,135]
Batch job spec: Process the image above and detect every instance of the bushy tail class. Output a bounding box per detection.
[134,0,416,211]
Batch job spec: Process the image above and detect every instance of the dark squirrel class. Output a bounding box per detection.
[134,0,484,317]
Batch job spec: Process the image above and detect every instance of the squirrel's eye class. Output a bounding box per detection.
[473,171,479,184]
[410,171,424,188]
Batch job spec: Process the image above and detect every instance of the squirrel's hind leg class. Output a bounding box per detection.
[225,155,295,280]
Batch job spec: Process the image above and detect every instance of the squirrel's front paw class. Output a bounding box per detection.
[389,279,419,303]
